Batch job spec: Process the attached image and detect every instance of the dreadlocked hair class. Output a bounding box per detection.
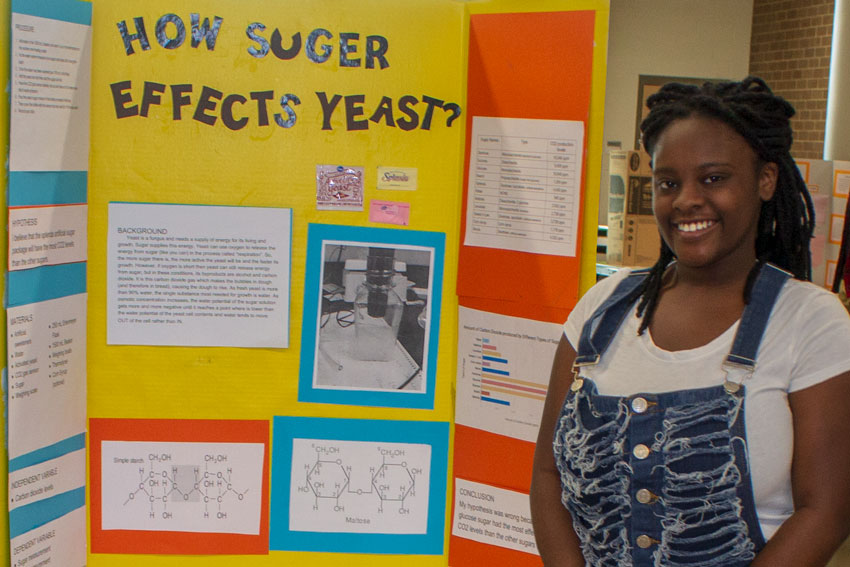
[630,76,815,335]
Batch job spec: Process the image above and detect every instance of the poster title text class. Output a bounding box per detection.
[110,12,462,131]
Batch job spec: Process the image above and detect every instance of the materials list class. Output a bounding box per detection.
[7,294,87,460]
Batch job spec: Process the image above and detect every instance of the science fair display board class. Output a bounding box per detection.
[5,1,91,565]
[1,1,610,565]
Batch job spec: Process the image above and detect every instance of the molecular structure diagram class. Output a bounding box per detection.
[297,444,423,514]
[125,452,248,520]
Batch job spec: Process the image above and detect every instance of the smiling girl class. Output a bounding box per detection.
[531,77,850,566]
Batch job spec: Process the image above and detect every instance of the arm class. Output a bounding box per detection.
[530,335,586,566]
[751,370,850,566]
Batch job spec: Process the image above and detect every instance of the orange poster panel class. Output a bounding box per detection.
[89,418,270,555]
[449,424,540,567]
[459,294,571,326]
[458,11,595,315]
[452,424,536,493]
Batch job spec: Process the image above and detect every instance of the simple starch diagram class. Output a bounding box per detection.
[101,441,265,535]
[125,453,247,516]
[289,438,431,534]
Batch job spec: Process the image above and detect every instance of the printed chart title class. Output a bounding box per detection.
[109,13,463,132]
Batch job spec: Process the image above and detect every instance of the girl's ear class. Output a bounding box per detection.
[758,162,779,201]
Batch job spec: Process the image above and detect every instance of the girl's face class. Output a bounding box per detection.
[651,115,777,275]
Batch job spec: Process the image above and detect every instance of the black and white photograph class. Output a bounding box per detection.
[299,224,445,409]
[314,241,433,391]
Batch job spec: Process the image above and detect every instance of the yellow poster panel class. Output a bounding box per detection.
[88,0,465,414]
[87,0,464,565]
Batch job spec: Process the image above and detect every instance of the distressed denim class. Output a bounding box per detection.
[554,264,789,567]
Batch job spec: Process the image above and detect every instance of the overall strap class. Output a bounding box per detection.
[575,269,650,366]
[725,263,791,369]
[574,263,791,371]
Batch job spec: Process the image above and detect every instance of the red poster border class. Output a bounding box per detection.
[89,418,270,555]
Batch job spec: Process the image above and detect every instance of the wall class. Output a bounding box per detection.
[749,0,835,160]
[598,0,754,223]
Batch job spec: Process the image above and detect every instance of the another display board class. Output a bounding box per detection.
[5,1,91,565]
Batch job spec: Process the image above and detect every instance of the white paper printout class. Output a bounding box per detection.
[7,293,87,460]
[289,438,431,534]
[464,116,584,256]
[826,163,850,287]
[809,185,831,287]
[836,167,850,198]
[10,12,91,172]
[455,307,562,442]
[8,448,85,512]
[107,203,292,348]
[452,478,538,556]
[8,204,87,271]
[10,506,87,567]
[100,441,265,535]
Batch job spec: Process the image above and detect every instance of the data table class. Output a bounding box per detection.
[465,116,584,257]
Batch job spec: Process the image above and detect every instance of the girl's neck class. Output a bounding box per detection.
[650,260,758,351]
[672,255,758,292]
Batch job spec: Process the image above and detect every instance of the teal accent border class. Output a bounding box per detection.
[9,487,86,539]
[270,417,449,554]
[6,263,86,307]
[8,171,87,207]
[298,224,445,410]
[12,0,91,25]
[8,433,86,473]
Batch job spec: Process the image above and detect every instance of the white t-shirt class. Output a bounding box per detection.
[564,268,850,540]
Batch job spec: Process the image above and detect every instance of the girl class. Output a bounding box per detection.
[531,77,850,566]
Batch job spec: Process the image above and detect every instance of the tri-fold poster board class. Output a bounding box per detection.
[2,0,609,565]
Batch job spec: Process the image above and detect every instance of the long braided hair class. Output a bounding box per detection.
[630,76,815,335]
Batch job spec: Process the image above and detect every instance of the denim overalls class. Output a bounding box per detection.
[554,264,790,567]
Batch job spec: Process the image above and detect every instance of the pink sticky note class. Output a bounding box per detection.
[369,200,410,226]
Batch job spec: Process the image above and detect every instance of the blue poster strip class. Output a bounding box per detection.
[11,0,91,25]
[8,486,86,539]
[6,263,86,307]
[8,433,86,473]
[7,171,88,207]
[298,224,445,409]
[270,417,449,554]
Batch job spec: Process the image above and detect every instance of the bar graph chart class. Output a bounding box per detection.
[477,339,547,407]
[456,308,561,442]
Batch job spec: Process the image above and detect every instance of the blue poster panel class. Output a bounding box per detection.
[270,416,449,554]
[298,223,445,409]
